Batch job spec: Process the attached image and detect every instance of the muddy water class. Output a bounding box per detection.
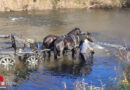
[0,9,130,89]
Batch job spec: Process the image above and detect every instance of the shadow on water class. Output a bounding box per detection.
[43,57,92,77]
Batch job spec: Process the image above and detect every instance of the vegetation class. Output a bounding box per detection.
[72,69,130,90]
[73,79,105,90]
[0,0,129,11]
[71,46,130,90]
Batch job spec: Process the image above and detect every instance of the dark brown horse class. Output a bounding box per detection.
[43,35,58,49]
[42,35,58,57]
[42,28,82,57]
[54,33,95,59]
[42,28,83,50]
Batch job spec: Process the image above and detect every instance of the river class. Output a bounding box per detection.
[0,8,130,89]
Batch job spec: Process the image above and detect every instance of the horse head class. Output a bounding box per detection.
[78,32,95,42]
[86,32,95,42]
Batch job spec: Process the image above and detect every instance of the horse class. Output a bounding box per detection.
[42,35,58,58]
[42,28,83,50]
[42,28,83,58]
[54,32,95,59]
[42,27,95,59]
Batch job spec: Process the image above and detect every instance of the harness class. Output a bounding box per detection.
[61,35,66,39]
[70,34,78,48]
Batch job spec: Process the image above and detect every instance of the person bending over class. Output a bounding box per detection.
[80,38,94,64]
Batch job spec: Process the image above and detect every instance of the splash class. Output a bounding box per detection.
[9,17,24,21]
[90,42,127,50]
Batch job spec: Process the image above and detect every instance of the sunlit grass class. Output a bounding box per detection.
[71,74,130,90]
[73,79,105,90]
[114,48,130,89]
[0,0,129,11]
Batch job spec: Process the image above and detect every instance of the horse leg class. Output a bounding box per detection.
[43,51,50,59]
[72,48,77,58]
[59,49,63,58]
[90,52,94,64]
[55,48,63,59]
[72,49,74,58]
[63,50,66,55]
[48,51,51,58]
[54,47,58,59]
[42,51,48,60]
[57,51,60,59]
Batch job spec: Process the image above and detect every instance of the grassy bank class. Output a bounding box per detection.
[0,0,130,11]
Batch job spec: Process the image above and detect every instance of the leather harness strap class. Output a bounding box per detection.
[70,34,77,48]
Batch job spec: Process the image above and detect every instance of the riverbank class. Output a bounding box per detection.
[0,0,130,11]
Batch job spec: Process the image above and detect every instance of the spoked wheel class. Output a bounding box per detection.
[0,57,15,70]
[26,55,39,66]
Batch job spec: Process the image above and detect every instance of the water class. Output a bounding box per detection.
[91,41,127,50]
[0,9,130,89]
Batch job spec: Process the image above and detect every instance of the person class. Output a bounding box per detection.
[80,38,94,64]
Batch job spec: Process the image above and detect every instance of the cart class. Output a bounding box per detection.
[0,34,46,68]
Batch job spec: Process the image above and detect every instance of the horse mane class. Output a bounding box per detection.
[67,27,81,35]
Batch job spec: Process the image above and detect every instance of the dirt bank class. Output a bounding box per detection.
[0,0,129,11]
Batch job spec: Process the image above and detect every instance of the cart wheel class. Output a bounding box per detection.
[0,57,15,67]
[26,56,38,65]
